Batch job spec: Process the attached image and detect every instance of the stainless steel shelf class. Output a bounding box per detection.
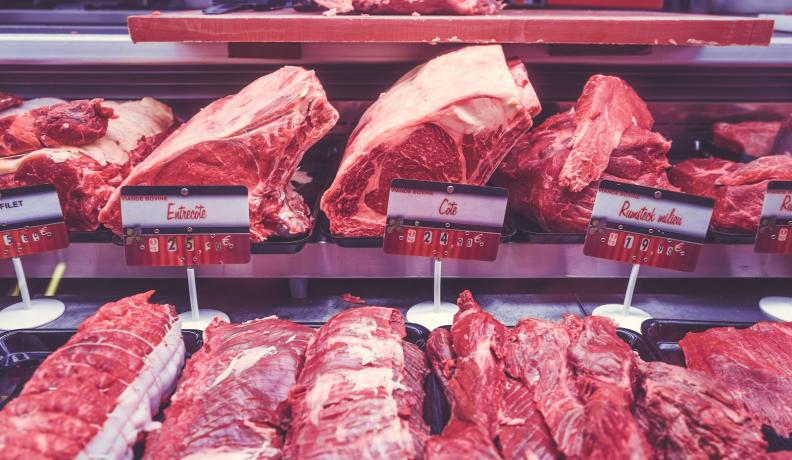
[3,242,790,279]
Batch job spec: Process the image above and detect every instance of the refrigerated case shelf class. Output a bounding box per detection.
[127,9,773,46]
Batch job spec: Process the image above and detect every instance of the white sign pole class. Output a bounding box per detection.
[592,263,652,332]
[0,257,65,330]
[178,266,229,330]
[406,257,459,331]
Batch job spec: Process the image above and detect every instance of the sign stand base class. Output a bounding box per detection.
[0,257,65,330]
[406,258,458,330]
[179,266,229,330]
[759,296,792,321]
[592,263,652,332]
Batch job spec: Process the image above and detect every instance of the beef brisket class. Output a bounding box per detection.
[321,45,540,237]
[101,67,339,242]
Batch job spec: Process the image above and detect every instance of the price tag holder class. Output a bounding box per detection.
[583,180,714,272]
[383,179,508,262]
[0,184,69,259]
[120,185,250,267]
[755,181,792,253]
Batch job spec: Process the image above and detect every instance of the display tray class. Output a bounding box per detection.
[321,213,518,249]
[512,215,585,244]
[0,320,446,439]
[68,229,116,243]
[640,318,792,452]
[708,229,755,245]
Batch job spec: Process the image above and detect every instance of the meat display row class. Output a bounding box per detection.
[1,291,789,459]
[2,44,789,241]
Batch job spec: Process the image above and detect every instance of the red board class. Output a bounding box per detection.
[124,234,250,266]
[583,180,713,272]
[127,10,773,46]
[755,181,792,254]
[0,184,69,260]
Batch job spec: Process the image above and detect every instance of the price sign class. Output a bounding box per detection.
[583,180,714,272]
[120,186,250,266]
[383,179,507,262]
[0,184,68,259]
[755,181,792,253]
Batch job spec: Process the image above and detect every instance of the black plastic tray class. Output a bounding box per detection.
[708,229,755,245]
[640,319,753,367]
[0,319,445,437]
[640,319,791,452]
[512,215,585,244]
[68,229,116,243]
[322,213,518,249]
[0,328,204,410]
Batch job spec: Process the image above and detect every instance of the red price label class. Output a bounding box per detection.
[121,186,250,267]
[0,184,68,259]
[755,181,792,254]
[583,181,713,272]
[382,179,507,262]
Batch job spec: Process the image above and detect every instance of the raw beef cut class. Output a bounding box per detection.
[773,114,792,155]
[0,92,22,112]
[321,45,541,237]
[144,317,315,460]
[0,97,174,231]
[504,315,651,458]
[670,156,792,233]
[0,291,184,460]
[680,321,792,438]
[713,121,782,158]
[636,361,768,459]
[101,67,339,242]
[284,306,429,459]
[426,291,557,460]
[312,0,500,15]
[0,99,115,157]
[494,75,674,233]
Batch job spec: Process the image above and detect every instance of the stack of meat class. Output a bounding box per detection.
[145,317,315,459]
[426,290,769,459]
[493,74,675,233]
[0,292,184,460]
[321,45,541,237]
[0,96,175,231]
[669,155,792,233]
[100,66,339,242]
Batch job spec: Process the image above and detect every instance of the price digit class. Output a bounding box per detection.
[185,237,195,252]
[167,237,177,252]
[423,231,433,244]
[439,232,449,246]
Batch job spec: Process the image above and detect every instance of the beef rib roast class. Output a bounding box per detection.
[0,292,184,460]
[321,45,541,237]
[0,99,115,157]
[670,155,792,233]
[100,66,339,242]
[493,75,674,233]
[0,97,174,231]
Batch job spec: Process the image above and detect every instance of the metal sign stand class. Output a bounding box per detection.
[0,257,65,329]
[178,266,229,330]
[406,257,458,331]
[591,263,652,332]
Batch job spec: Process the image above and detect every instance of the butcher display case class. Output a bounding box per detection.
[1,3,792,458]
